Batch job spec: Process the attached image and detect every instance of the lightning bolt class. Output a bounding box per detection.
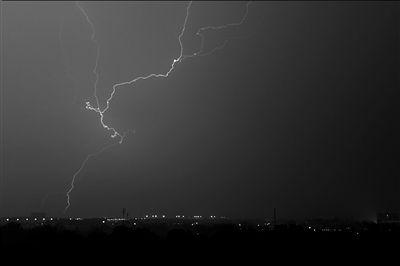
[83,1,193,144]
[75,1,123,143]
[188,1,252,58]
[64,140,123,213]
[64,1,251,213]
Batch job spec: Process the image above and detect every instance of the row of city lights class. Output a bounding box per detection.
[2,215,228,223]
[3,218,55,222]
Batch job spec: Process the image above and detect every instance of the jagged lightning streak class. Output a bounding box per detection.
[84,1,194,140]
[64,1,251,213]
[64,2,126,213]
[191,1,251,57]
[75,1,123,143]
[64,140,122,213]
[83,0,252,141]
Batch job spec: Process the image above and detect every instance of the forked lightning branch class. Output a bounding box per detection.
[64,1,252,213]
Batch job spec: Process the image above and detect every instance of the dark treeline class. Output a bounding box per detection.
[1,222,399,259]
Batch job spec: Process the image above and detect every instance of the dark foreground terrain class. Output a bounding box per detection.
[1,219,399,261]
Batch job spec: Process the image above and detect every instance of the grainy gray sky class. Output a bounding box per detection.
[2,1,399,219]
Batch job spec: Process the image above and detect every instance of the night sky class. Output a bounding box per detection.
[2,1,399,220]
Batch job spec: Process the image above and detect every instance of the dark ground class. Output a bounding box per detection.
[1,220,399,262]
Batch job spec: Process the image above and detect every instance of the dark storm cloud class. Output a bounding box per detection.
[2,1,399,220]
